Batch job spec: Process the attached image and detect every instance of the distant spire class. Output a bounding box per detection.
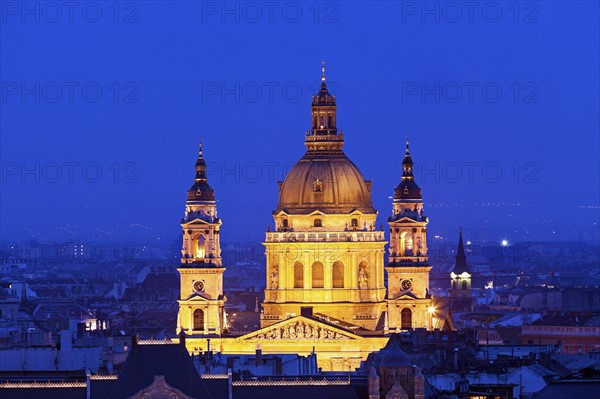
[321,59,326,82]
[454,227,469,273]
[457,227,465,258]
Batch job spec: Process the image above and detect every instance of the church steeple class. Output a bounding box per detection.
[449,227,473,311]
[178,141,226,336]
[187,142,215,202]
[386,139,434,332]
[453,227,469,274]
[402,137,414,179]
[195,142,207,181]
[394,136,421,201]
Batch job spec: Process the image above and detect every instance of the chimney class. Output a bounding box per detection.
[131,334,139,349]
[255,348,262,367]
[368,367,380,399]
[179,330,186,347]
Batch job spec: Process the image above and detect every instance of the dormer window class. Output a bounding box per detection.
[314,219,322,228]
[351,218,358,229]
[404,187,409,194]
[313,179,323,192]
[282,219,289,228]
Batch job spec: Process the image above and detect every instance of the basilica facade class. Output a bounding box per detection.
[176,68,449,371]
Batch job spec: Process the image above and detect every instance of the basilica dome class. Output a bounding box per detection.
[275,67,375,215]
[275,152,375,215]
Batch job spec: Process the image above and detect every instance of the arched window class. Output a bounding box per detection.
[193,309,204,330]
[282,219,288,228]
[312,262,324,288]
[314,219,322,227]
[321,115,326,128]
[328,114,333,128]
[196,234,206,258]
[332,261,344,288]
[462,280,468,290]
[401,308,412,330]
[313,116,317,128]
[351,218,358,230]
[294,262,304,288]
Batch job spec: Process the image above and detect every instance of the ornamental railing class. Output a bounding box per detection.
[265,231,385,243]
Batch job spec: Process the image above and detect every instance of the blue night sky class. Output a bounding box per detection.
[1,1,599,246]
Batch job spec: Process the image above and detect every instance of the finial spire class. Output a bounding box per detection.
[321,60,326,82]
[198,137,203,157]
[405,135,410,155]
[455,227,468,272]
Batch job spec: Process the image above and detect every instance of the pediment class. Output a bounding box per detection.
[182,218,212,227]
[185,292,213,301]
[349,209,365,216]
[396,216,418,223]
[389,291,418,300]
[129,375,192,399]
[239,316,361,341]
[308,210,327,217]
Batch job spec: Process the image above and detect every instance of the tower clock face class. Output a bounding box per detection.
[193,280,205,292]
[401,279,413,291]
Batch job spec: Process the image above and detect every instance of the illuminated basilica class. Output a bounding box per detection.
[176,67,451,371]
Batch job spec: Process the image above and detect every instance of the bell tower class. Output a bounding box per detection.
[386,139,434,331]
[449,228,474,312]
[177,143,226,336]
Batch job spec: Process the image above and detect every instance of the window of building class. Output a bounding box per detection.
[312,262,324,288]
[332,261,344,288]
[314,219,322,227]
[401,308,412,330]
[294,262,304,288]
[193,309,204,330]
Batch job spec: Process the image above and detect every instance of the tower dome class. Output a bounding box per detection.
[393,139,422,201]
[275,64,375,215]
[187,143,215,202]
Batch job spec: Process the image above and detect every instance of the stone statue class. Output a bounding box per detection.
[270,267,279,289]
[358,267,368,289]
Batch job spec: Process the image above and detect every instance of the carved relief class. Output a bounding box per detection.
[254,321,350,341]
